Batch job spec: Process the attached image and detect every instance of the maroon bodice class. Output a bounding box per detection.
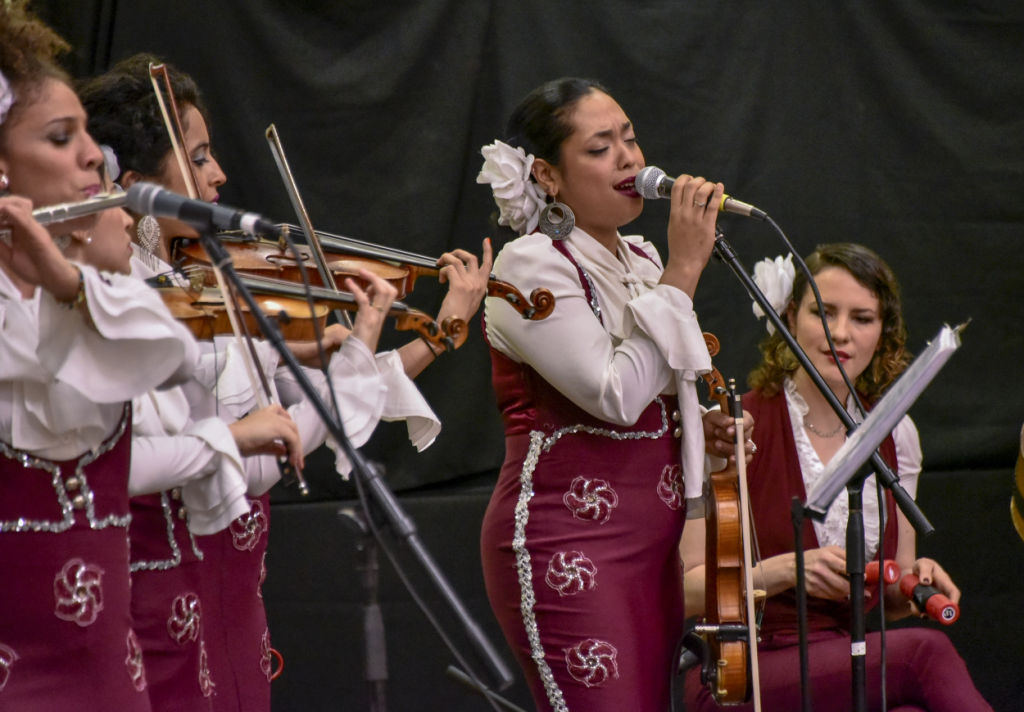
[743,388,899,642]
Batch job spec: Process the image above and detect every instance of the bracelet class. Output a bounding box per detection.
[419,334,442,359]
[57,267,87,311]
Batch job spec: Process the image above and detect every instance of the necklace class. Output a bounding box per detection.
[803,417,844,438]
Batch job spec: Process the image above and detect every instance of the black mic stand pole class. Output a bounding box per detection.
[197,231,517,700]
[338,506,388,712]
[711,232,933,712]
[844,463,873,712]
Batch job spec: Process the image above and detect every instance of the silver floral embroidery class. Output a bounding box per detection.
[656,463,685,510]
[125,629,147,691]
[0,642,18,692]
[230,499,267,552]
[563,476,619,524]
[167,593,201,645]
[545,551,597,597]
[131,491,181,572]
[198,640,215,697]
[512,398,668,712]
[259,628,274,682]
[53,558,105,626]
[564,638,619,688]
[0,404,131,534]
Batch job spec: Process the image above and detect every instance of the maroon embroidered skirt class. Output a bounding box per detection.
[0,408,152,710]
[481,393,686,712]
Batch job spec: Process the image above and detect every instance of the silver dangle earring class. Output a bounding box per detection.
[0,172,9,194]
[136,215,161,268]
[538,197,575,240]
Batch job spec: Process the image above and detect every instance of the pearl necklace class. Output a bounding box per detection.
[803,417,844,438]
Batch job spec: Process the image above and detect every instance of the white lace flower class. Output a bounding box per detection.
[0,69,14,127]
[476,140,547,235]
[751,253,795,334]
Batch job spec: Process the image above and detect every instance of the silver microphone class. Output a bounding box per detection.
[635,166,766,220]
[31,191,129,226]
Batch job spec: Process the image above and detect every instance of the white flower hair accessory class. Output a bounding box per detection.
[0,69,15,127]
[751,253,795,334]
[476,139,547,235]
[100,145,120,182]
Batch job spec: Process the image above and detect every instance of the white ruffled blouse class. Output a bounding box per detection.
[484,228,712,498]
[131,250,440,489]
[0,261,199,461]
[130,386,249,535]
[784,377,922,559]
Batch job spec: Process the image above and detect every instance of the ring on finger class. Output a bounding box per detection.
[694,200,707,208]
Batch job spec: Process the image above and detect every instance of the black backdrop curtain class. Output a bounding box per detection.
[32,2,1024,708]
[38,0,1024,492]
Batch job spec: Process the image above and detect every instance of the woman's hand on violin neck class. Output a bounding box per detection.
[659,176,723,299]
[229,404,304,471]
[435,238,493,325]
[702,408,756,462]
[346,268,399,353]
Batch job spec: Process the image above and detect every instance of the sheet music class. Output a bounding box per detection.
[805,324,964,516]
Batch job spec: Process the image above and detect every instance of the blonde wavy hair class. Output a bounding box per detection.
[747,243,911,399]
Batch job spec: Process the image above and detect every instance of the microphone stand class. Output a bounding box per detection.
[196,230,517,706]
[711,232,933,712]
[338,506,388,712]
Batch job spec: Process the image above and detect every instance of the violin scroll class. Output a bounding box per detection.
[439,315,468,351]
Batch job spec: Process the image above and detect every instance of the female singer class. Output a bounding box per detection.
[477,77,738,712]
[0,2,200,708]
[79,53,490,712]
[681,243,992,711]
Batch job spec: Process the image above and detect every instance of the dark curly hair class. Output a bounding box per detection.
[505,77,608,166]
[78,53,209,179]
[0,0,71,145]
[747,243,911,400]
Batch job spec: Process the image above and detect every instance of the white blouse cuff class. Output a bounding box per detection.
[376,349,441,451]
[623,285,712,375]
[177,417,250,535]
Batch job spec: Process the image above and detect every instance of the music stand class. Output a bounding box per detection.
[804,323,963,712]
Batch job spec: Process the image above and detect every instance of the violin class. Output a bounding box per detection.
[694,333,763,709]
[177,226,555,321]
[170,234,411,295]
[279,224,556,320]
[150,277,330,342]
[151,268,465,353]
[259,123,554,322]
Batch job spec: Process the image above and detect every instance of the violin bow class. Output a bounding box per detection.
[264,123,352,330]
[727,382,763,712]
[699,334,763,708]
[149,63,307,494]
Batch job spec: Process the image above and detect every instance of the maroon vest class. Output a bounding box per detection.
[743,388,899,643]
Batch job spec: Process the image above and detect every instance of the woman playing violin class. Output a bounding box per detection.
[79,53,490,712]
[681,243,991,711]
